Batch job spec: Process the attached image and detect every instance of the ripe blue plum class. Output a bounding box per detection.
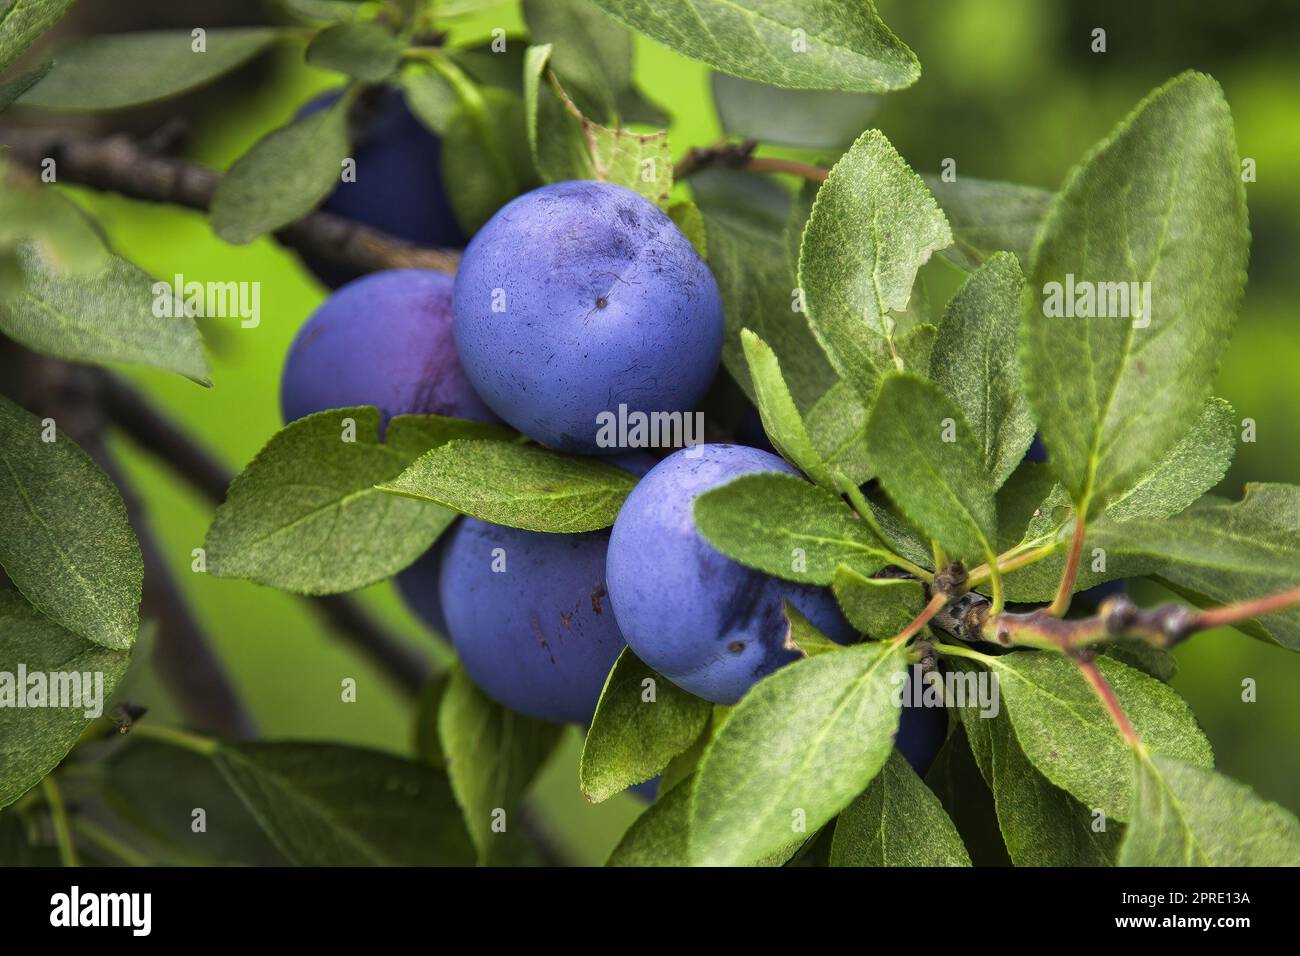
[437,521,622,725]
[396,536,450,637]
[280,269,498,427]
[435,454,655,724]
[452,181,723,454]
[896,702,948,776]
[606,444,856,704]
[298,88,465,288]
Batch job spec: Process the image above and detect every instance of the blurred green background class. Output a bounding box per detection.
[53,0,1300,863]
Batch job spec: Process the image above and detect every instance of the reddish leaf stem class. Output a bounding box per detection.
[1076,656,1141,749]
[891,592,948,646]
[1048,514,1087,617]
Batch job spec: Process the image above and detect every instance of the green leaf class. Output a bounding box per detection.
[864,372,997,566]
[0,0,73,74]
[104,738,286,865]
[784,602,842,657]
[804,382,872,485]
[830,750,971,866]
[448,34,529,91]
[1000,398,1238,601]
[413,671,451,768]
[666,199,706,258]
[379,438,636,533]
[710,72,879,150]
[989,652,1212,823]
[0,161,106,275]
[305,20,402,82]
[0,60,49,111]
[523,0,631,121]
[692,169,838,410]
[0,248,209,383]
[923,723,1012,866]
[1021,72,1249,517]
[994,460,1059,552]
[524,44,672,207]
[741,329,833,486]
[438,667,563,863]
[1096,484,1300,651]
[921,174,1052,271]
[0,589,131,809]
[205,408,471,595]
[0,808,58,865]
[957,687,1121,866]
[930,252,1035,489]
[689,641,907,866]
[606,776,695,866]
[693,472,890,585]
[607,774,802,867]
[0,395,141,649]
[211,91,352,244]
[1102,640,1178,683]
[281,0,367,23]
[586,0,918,93]
[1104,397,1237,522]
[440,86,534,234]
[1119,754,1300,866]
[799,131,953,403]
[832,565,925,638]
[400,63,459,134]
[579,649,711,803]
[214,741,475,866]
[20,28,281,110]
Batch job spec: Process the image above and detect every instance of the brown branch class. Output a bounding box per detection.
[1192,584,1300,632]
[99,373,433,698]
[98,373,231,504]
[0,125,460,275]
[672,140,830,185]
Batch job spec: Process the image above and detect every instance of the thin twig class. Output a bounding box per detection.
[0,125,460,274]
[672,139,830,184]
[1192,584,1300,632]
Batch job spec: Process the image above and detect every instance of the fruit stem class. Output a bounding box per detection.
[127,722,219,757]
[71,818,150,867]
[40,776,79,868]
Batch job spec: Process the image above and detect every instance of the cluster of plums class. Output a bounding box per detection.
[280,93,948,778]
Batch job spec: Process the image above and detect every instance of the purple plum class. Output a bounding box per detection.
[605,444,856,704]
[452,181,723,454]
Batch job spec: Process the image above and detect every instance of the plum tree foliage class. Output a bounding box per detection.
[0,0,1298,869]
